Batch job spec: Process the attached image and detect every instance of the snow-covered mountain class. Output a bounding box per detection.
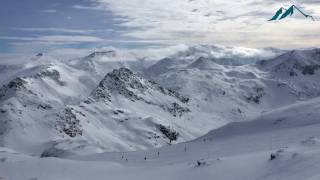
[43,67,193,155]
[2,95,320,180]
[0,52,152,154]
[1,44,320,179]
[1,45,320,159]
[67,50,153,79]
[145,47,320,124]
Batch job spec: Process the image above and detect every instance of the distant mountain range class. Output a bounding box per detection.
[2,45,320,179]
[1,45,320,157]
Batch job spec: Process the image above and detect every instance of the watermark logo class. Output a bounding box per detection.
[269,5,315,21]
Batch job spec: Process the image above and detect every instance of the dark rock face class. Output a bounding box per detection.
[158,124,179,143]
[161,102,191,117]
[90,83,112,102]
[302,65,320,75]
[36,69,65,86]
[155,84,190,104]
[90,68,142,101]
[90,68,190,117]
[7,78,27,90]
[245,87,265,104]
[0,78,28,99]
[41,146,66,158]
[36,53,43,57]
[56,108,83,138]
[37,103,52,110]
[104,68,145,100]
[0,67,65,101]
[92,68,189,102]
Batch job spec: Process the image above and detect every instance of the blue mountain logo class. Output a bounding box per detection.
[269,5,314,21]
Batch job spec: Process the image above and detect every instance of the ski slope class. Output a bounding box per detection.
[1,97,320,180]
[1,45,320,179]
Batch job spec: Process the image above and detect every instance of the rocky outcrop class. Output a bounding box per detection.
[56,107,83,138]
[90,68,190,117]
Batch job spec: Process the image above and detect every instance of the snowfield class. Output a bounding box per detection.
[1,44,320,179]
[2,97,320,180]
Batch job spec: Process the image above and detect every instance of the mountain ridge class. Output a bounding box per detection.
[1,45,320,156]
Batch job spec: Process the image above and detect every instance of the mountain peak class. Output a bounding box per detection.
[90,67,155,102]
[86,50,117,59]
[187,56,219,69]
[258,48,320,76]
[108,67,135,81]
[89,67,190,116]
[36,53,44,57]
[0,77,28,99]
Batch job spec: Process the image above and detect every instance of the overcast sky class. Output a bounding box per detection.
[0,0,319,54]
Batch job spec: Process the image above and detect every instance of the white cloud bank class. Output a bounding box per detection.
[95,0,320,48]
[72,4,104,11]
[41,9,57,13]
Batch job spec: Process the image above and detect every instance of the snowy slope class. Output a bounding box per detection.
[0,58,98,154]
[0,52,152,154]
[1,45,320,158]
[42,67,194,154]
[35,46,288,155]
[257,49,320,98]
[1,45,320,180]
[144,48,320,124]
[2,97,320,180]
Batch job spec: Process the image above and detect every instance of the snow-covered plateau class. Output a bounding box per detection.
[1,44,320,180]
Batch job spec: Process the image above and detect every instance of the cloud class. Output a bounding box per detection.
[72,4,104,11]
[41,9,57,13]
[93,0,320,48]
[300,0,320,5]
